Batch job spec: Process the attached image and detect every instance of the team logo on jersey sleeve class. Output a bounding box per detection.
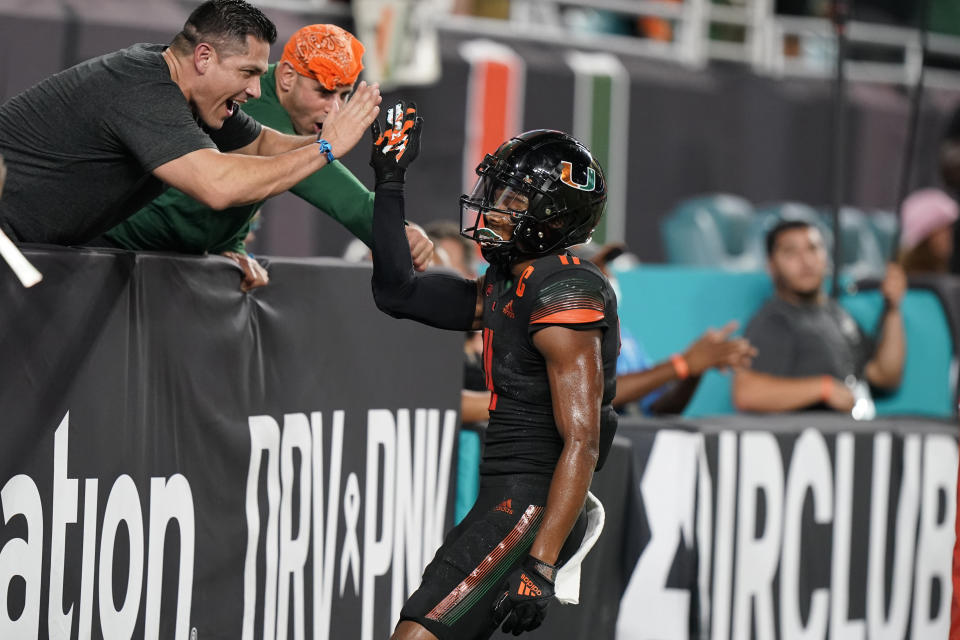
[559,161,596,191]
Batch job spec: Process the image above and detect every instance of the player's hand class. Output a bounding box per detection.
[491,555,557,636]
[222,251,269,291]
[370,100,423,186]
[319,81,381,159]
[405,222,434,272]
[683,321,756,375]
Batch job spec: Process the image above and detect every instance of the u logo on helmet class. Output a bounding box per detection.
[559,161,596,191]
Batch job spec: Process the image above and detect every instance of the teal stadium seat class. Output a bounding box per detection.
[743,203,886,279]
[841,287,956,417]
[455,428,482,524]
[866,209,899,261]
[662,198,887,280]
[818,206,886,279]
[615,265,955,418]
[614,266,772,417]
[661,194,761,270]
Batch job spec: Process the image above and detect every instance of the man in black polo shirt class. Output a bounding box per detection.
[733,219,906,413]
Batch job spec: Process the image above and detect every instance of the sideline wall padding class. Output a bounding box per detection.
[0,247,463,640]
[616,414,959,640]
[3,248,956,639]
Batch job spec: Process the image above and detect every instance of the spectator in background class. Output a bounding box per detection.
[424,220,476,278]
[898,188,957,275]
[733,219,907,413]
[0,0,381,247]
[104,23,431,291]
[573,242,755,416]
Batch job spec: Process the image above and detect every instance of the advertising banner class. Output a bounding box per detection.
[0,249,462,640]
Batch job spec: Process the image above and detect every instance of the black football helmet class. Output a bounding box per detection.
[460,129,607,264]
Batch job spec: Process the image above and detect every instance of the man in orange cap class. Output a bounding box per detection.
[104,23,432,290]
[276,24,366,137]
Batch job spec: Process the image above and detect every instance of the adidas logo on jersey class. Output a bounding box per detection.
[517,574,541,597]
[502,300,515,319]
[495,499,514,515]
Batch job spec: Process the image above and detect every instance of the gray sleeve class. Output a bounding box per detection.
[108,82,217,172]
[744,307,796,376]
[206,108,262,152]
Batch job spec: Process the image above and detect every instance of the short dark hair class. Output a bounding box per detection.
[173,0,277,55]
[424,220,475,266]
[765,219,815,257]
[424,220,467,245]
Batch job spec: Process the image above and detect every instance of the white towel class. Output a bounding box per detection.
[554,491,605,605]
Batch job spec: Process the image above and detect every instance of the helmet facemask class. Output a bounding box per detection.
[459,131,607,265]
[460,155,540,264]
[460,154,565,264]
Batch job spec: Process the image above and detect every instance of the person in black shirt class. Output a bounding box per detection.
[0,0,381,245]
[368,103,617,639]
[733,219,906,413]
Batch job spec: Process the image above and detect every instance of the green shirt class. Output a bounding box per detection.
[105,65,374,254]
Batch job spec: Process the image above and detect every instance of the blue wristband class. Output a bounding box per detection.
[316,138,336,163]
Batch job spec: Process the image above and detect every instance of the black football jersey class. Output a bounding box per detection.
[478,253,619,477]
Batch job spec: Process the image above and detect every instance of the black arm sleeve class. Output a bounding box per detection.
[371,184,478,330]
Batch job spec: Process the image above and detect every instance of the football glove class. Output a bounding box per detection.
[491,555,558,636]
[370,99,422,186]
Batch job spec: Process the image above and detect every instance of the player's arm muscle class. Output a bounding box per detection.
[528,326,602,564]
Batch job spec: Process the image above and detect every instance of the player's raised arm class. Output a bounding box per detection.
[369,101,483,331]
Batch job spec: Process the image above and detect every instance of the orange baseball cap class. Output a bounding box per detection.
[280,24,365,90]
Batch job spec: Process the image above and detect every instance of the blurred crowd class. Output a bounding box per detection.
[449,0,960,39]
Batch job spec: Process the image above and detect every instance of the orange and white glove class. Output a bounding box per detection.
[369,100,422,187]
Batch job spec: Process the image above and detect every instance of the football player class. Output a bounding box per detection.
[369,101,618,640]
